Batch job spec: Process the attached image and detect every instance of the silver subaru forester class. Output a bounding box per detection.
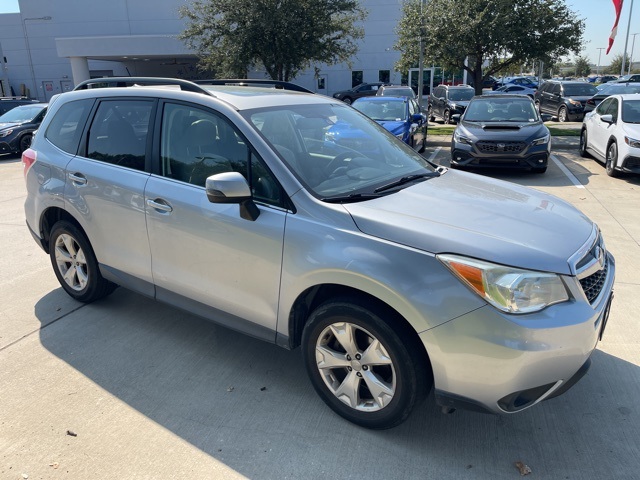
[23,78,615,429]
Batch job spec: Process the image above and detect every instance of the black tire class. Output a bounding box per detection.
[443,110,451,125]
[19,134,32,154]
[301,297,431,429]
[49,221,116,302]
[558,106,568,123]
[579,129,590,158]
[605,142,621,177]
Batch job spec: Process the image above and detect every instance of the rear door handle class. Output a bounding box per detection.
[146,198,173,213]
[68,172,87,185]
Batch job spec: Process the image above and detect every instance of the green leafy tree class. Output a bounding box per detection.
[605,53,630,75]
[179,0,366,81]
[395,0,584,94]
[573,56,591,77]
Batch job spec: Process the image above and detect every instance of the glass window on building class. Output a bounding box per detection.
[379,70,390,83]
[351,71,363,88]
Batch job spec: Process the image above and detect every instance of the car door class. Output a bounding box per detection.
[433,87,445,118]
[144,101,287,340]
[65,97,155,295]
[589,97,617,157]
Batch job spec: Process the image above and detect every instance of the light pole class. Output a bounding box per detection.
[629,33,639,75]
[596,48,605,76]
[21,16,52,99]
[621,0,635,75]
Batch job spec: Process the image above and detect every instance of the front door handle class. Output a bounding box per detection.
[146,198,173,213]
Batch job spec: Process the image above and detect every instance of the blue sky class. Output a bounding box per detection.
[0,0,638,67]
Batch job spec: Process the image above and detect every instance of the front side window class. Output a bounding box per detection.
[160,103,283,206]
[87,99,152,171]
[596,97,613,115]
[604,98,619,120]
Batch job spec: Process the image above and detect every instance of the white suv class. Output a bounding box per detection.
[24,78,615,429]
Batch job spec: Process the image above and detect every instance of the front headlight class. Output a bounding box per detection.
[438,254,569,314]
[568,99,582,107]
[0,129,14,138]
[625,136,640,148]
[532,133,550,146]
[453,129,472,145]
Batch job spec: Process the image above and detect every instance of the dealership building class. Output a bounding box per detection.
[0,0,407,101]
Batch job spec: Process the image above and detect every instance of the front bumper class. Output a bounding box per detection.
[451,139,550,170]
[421,253,615,414]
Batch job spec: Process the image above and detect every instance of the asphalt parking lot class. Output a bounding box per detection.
[1,144,639,479]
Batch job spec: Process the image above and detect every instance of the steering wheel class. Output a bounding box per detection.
[324,151,357,175]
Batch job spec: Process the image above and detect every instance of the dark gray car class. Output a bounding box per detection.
[451,95,550,173]
[534,80,598,122]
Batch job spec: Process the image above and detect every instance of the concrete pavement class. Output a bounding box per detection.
[1,147,639,479]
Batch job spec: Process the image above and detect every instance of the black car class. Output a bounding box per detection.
[450,94,551,173]
[428,84,475,124]
[583,82,640,113]
[332,82,385,105]
[0,103,47,156]
[0,97,40,116]
[534,80,598,122]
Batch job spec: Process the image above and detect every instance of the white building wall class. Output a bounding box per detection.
[0,0,406,101]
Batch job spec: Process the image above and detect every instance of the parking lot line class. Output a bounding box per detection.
[551,154,585,189]
[426,147,442,163]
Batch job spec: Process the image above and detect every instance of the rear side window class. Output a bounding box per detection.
[45,99,93,154]
[87,99,153,171]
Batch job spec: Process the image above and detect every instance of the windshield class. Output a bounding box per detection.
[353,99,407,121]
[563,84,598,96]
[244,103,435,199]
[0,105,45,123]
[622,99,640,123]
[463,97,539,122]
[449,90,474,101]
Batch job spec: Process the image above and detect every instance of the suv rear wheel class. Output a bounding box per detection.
[301,297,431,429]
[49,221,116,302]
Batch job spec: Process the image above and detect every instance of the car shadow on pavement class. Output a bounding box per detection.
[33,287,639,479]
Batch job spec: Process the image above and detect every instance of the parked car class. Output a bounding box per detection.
[607,74,640,83]
[594,75,619,84]
[483,84,537,98]
[583,82,640,113]
[0,103,47,155]
[24,77,614,429]
[580,93,640,177]
[0,97,39,116]
[534,80,598,122]
[492,76,538,90]
[332,82,385,105]
[428,84,475,124]
[350,96,427,151]
[376,85,416,100]
[450,94,550,173]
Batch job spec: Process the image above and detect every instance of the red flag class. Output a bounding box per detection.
[607,0,624,54]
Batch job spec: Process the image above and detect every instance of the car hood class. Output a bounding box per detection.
[450,100,471,108]
[343,169,593,275]
[376,120,406,135]
[459,121,548,141]
[0,122,22,130]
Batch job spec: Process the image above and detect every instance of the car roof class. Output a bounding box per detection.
[13,102,48,108]
[475,94,533,100]
[354,96,407,103]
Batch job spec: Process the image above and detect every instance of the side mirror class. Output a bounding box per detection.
[600,114,614,124]
[451,114,461,122]
[412,113,424,123]
[205,172,260,221]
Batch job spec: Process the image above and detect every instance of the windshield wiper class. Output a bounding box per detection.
[321,192,388,203]
[374,172,440,193]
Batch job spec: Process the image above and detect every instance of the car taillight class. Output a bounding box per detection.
[22,148,37,179]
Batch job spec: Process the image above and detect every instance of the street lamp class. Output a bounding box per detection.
[629,33,639,75]
[597,48,605,76]
[21,15,52,99]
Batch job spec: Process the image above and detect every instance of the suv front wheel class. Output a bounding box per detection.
[301,297,431,429]
[49,221,116,302]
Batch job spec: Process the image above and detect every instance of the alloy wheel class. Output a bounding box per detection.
[54,233,89,291]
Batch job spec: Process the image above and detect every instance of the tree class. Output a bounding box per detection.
[395,0,585,94]
[605,53,630,75]
[179,0,366,81]
[573,56,591,77]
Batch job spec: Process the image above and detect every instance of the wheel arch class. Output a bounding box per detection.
[39,206,85,253]
[286,283,431,369]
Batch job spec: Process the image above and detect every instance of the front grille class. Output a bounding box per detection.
[476,141,526,153]
[579,263,608,304]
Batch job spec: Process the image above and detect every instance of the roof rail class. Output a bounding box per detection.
[73,77,212,96]
[195,79,313,93]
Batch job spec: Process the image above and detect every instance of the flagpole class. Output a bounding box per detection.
[621,0,635,75]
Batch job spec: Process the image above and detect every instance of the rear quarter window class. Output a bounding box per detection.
[45,99,94,154]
